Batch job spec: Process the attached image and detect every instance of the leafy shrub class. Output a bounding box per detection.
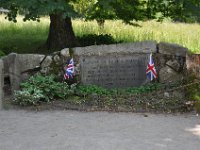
[76,83,163,97]
[77,34,119,47]
[13,90,45,106]
[0,50,6,58]
[75,83,188,112]
[186,77,200,112]
[13,74,70,106]
[77,85,111,97]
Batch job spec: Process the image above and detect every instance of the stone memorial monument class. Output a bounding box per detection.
[73,41,157,88]
[0,41,189,100]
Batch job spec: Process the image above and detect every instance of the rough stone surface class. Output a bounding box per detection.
[60,48,70,57]
[1,53,17,76]
[40,55,52,74]
[73,41,157,56]
[186,54,200,79]
[74,41,157,88]
[0,42,189,95]
[172,90,185,99]
[74,41,188,88]
[9,54,45,92]
[164,92,170,98]
[0,110,200,150]
[54,55,61,64]
[159,66,183,83]
[80,54,149,88]
[166,59,180,72]
[158,42,188,57]
[0,60,3,109]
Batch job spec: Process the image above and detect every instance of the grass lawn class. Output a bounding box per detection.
[0,14,200,54]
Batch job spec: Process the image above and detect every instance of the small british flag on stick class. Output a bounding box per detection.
[146,53,157,81]
[64,58,74,80]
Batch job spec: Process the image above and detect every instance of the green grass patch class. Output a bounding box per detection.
[0,15,49,54]
[0,14,200,54]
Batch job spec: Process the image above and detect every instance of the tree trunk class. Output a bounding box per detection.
[46,13,79,51]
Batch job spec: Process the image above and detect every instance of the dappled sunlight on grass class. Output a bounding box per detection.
[73,19,200,53]
[0,14,200,54]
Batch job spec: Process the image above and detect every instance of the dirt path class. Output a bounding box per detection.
[0,110,200,150]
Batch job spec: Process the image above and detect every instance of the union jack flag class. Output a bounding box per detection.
[64,58,74,79]
[146,53,157,81]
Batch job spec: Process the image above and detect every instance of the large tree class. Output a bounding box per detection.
[1,0,80,50]
[151,0,200,22]
[0,0,145,51]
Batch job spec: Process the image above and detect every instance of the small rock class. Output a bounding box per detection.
[164,92,170,98]
[54,55,61,64]
[60,48,70,57]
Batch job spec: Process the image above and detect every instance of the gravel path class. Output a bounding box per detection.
[0,110,200,150]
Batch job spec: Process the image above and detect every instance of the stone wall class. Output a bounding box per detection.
[73,41,157,88]
[0,41,191,98]
[2,53,45,93]
[74,41,187,88]
[1,49,70,95]
[186,54,200,79]
[156,42,187,83]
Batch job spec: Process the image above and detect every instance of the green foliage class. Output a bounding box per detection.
[186,83,200,101]
[13,90,46,106]
[185,76,200,112]
[0,0,77,22]
[144,0,200,23]
[12,75,190,112]
[77,85,112,97]
[76,83,163,97]
[194,101,200,113]
[72,0,96,18]
[0,50,6,58]
[110,0,144,24]
[13,74,70,106]
[84,0,116,21]
[72,83,188,112]
[77,34,118,46]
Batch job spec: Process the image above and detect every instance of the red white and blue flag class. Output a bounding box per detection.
[146,53,157,81]
[64,58,74,80]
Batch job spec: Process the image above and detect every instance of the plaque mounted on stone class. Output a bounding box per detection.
[73,41,157,88]
[80,54,149,88]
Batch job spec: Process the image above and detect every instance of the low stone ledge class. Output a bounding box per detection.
[158,42,188,57]
[73,40,157,56]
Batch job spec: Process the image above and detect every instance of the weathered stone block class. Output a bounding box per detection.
[158,42,187,57]
[9,54,44,92]
[186,54,200,78]
[73,41,157,56]
[1,53,17,76]
[60,48,70,57]
[166,60,180,72]
[74,41,157,88]
[159,66,183,83]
